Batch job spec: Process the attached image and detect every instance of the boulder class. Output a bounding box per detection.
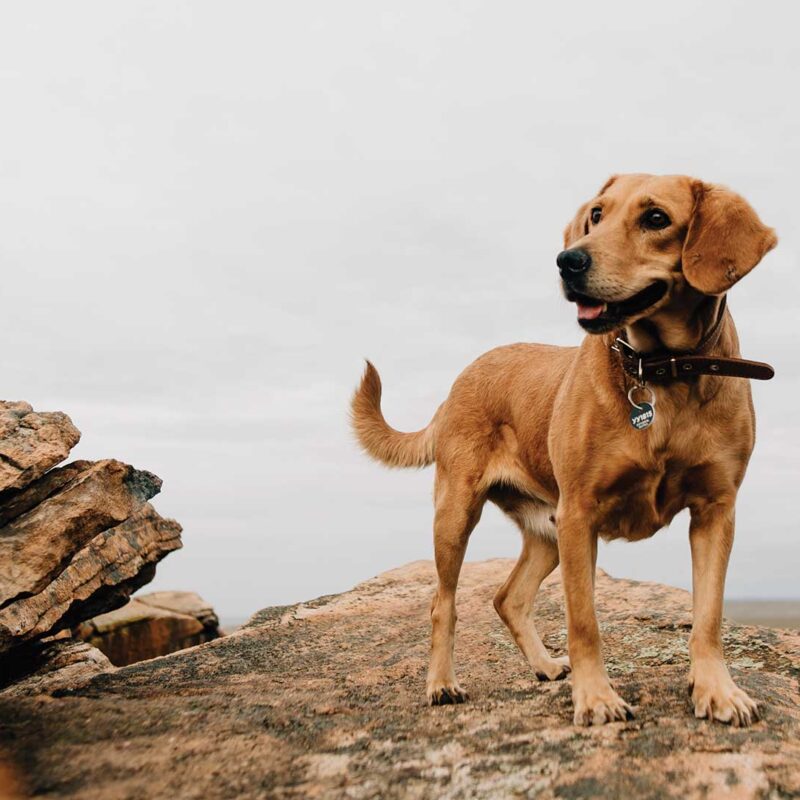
[75,591,220,666]
[139,590,220,632]
[0,402,80,493]
[0,502,182,653]
[0,561,797,799]
[0,401,183,670]
[0,459,163,607]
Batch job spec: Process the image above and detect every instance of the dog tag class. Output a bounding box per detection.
[627,385,656,431]
[629,402,655,430]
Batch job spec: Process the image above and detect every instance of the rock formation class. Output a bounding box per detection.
[0,402,80,493]
[0,401,183,688]
[1,560,797,799]
[74,590,221,666]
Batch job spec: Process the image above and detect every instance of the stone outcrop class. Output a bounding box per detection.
[0,402,183,681]
[0,561,797,799]
[75,590,221,666]
[0,402,80,493]
[0,460,164,611]
[0,502,182,654]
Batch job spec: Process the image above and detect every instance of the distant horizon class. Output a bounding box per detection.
[207,559,800,621]
[213,577,800,634]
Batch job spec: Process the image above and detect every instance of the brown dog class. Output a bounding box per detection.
[351,174,776,726]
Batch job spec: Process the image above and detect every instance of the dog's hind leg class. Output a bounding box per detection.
[493,517,570,682]
[426,468,483,706]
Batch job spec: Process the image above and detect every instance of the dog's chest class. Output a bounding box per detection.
[595,462,690,542]
[594,421,715,541]
[592,384,750,541]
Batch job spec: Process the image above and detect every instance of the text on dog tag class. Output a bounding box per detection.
[629,402,655,430]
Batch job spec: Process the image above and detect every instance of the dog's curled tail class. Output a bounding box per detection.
[350,361,436,468]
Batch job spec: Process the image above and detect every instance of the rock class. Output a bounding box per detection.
[0,503,182,653]
[75,591,221,666]
[0,638,112,699]
[0,459,163,608]
[0,402,184,700]
[0,460,92,528]
[139,590,220,632]
[0,561,797,799]
[0,402,80,493]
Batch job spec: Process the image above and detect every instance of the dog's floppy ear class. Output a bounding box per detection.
[682,182,777,295]
[563,176,618,248]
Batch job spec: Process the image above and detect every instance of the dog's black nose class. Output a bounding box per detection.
[557,248,592,274]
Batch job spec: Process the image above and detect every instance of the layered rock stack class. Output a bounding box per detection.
[0,400,183,692]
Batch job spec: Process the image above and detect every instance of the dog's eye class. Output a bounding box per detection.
[590,207,602,225]
[641,208,671,230]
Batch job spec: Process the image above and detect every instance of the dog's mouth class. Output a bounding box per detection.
[566,280,669,333]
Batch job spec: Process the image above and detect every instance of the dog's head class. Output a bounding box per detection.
[558,174,777,333]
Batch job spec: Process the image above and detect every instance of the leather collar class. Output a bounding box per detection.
[612,298,775,384]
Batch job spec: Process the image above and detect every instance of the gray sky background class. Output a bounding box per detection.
[1,2,798,620]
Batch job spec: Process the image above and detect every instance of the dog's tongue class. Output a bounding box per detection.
[577,302,605,321]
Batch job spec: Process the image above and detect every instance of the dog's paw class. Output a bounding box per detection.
[534,655,571,682]
[427,683,468,706]
[572,679,634,726]
[689,664,759,727]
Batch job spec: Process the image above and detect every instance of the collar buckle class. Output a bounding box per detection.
[612,338,645,385]
[611,337,638,358]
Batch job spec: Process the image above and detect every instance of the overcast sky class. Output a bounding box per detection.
[1,2,798,620]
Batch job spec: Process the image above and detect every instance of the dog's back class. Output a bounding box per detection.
[350,342,577,478]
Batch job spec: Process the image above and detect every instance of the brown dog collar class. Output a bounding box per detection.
[612,298,775,384]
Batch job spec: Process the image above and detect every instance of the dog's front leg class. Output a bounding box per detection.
[558,505,634,726]
[688,501,759,726]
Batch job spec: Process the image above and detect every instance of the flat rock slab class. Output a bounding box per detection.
[0,561,798,799]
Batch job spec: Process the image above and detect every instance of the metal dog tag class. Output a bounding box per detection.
[628,386,656,430]
[629,401,655,430]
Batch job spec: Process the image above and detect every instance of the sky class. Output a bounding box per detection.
[1,2,798,620]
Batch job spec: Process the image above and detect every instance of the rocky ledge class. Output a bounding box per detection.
[1,560,798,799]
[0,400,184,693]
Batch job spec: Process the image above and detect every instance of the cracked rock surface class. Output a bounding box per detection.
[0,560,797,799]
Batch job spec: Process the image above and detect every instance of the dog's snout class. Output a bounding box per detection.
[557,248,592,275]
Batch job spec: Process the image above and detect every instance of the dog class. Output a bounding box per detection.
[351,174,776,727]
